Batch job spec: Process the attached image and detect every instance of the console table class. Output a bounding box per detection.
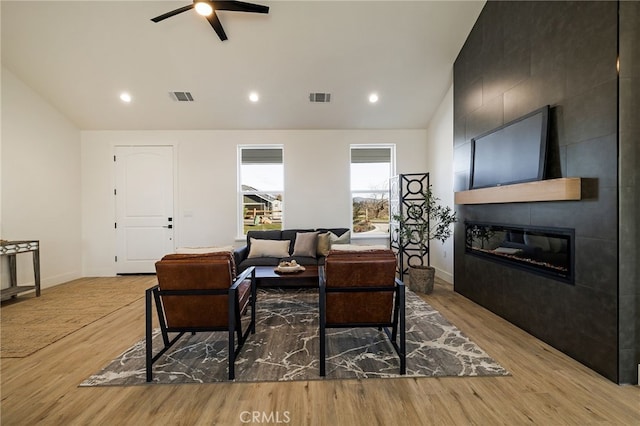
[1,240,41,300]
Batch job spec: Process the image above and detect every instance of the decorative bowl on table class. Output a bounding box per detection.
[275,261,305,273]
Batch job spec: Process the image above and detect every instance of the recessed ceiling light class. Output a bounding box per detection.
[195,1,213,17]
[368,93,379,103]
[249,92,259,103]
[120,92,132,103]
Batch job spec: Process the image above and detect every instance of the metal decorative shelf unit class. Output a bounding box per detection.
[389,173,430,282]
[1,240,41,300]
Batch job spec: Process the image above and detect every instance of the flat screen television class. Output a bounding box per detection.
[469,106,550,189]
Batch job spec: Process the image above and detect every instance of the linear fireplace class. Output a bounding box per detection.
[465,222,575,284]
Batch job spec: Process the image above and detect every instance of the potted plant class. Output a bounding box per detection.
[392,185,457,293]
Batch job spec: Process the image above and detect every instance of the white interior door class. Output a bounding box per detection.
[115,146,174,274]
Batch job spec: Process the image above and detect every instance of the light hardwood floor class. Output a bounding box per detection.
[1,276,638,425]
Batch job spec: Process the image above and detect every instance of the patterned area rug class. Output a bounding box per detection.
[81,289,508,386]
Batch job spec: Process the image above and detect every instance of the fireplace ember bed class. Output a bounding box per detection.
[465,222,575,284]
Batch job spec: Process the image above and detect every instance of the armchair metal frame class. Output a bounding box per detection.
[145,266,256,381]
[318,266,406,376]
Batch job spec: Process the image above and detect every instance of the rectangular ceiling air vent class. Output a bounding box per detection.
[170,91,194,102]
[309,92,331,103]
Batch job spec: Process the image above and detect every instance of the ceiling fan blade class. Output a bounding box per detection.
[206,12,228,41]
[151,5,194,23]
[212,1,269,14]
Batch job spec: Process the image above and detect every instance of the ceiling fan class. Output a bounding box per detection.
[151,1,269,41]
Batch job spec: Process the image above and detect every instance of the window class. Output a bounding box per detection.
[238,146,284,235]
[350,145,394,236]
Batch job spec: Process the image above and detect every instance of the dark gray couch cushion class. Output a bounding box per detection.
[238,256,281,270]
[317,228,350,238]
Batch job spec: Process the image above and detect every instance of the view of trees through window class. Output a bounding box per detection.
[238,145,392,236]
[351,146,394,236]
[239,147,284,235]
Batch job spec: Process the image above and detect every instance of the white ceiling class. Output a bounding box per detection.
[1,1,484,130]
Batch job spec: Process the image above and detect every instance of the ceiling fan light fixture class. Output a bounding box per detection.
[194,1,213,17]
[151,1,269,41]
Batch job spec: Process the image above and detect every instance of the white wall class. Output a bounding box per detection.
[425,84,455,283]
[1,66,433,282]
[81,129,428,276]
[1,67,82,289]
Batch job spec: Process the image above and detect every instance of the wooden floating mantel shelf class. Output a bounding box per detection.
[454,177,582,205]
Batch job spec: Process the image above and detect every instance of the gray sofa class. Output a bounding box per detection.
[234,228,350,272]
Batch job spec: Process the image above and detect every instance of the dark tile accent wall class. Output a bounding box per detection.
[618,0,640,385]
[453,1,626,382]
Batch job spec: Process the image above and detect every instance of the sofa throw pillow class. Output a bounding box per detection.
[292,232,319,258]
[248,238,290,259]
[316,232,331,257]
[329,230,351,245]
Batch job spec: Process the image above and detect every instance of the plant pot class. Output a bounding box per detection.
[408,265,435,294]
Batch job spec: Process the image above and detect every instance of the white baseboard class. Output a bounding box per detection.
[82,267,118,277]
[1,270,82,291]
[41,271,82,289]
[433,266,453,284]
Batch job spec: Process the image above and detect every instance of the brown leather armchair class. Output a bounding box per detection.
[146,252,256,381]
[319,249,405,376]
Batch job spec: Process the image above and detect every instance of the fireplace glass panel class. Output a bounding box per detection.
[465,222,574,284]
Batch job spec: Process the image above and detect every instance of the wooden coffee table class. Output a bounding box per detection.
[253,265,319,288]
